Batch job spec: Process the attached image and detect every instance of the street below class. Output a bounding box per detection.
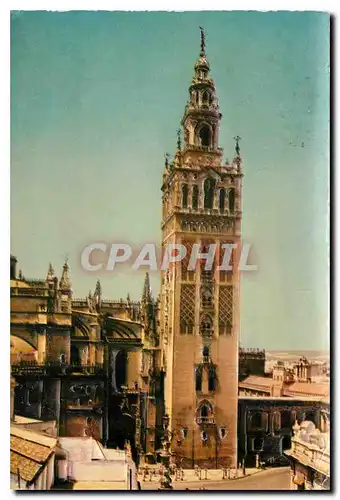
[141,466,291,490]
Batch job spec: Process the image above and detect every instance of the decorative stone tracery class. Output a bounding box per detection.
[218,286,233,335]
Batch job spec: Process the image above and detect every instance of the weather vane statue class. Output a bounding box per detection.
[234,135,241,156]
[199,26,206,56]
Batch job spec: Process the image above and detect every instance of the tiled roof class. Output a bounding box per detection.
[239,375,273,390]
[284,382,329,398]
[10,425,56,483]
[10,451,41,483]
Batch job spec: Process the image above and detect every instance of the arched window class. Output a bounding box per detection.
[253,437,264,452]
[182,184,188,208]
[281,411,292,429]
[208,365,216,392]
[219,189,225,213]
[71,345,81,365]
[192,185,199,210]
[195,367,202,391]
[202,346,209,358]
[202,91,209,104]
[251,412,262,429]
[229,188,235,213]
[201,404,208,418]
[116,350,127,390]
[199,125,211,147]
[198,401,213,423]
[204,178,215,209]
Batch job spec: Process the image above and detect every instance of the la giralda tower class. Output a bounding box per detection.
[160,28,243,468]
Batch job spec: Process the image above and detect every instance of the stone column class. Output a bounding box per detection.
[96,345,104,364]
[81,346,89,366]
[198,187,204,209]
[89,344,96,365]
[37,331,47,364]
[225,189,230,213]
[213,189,219,210]
[188,184,193,209]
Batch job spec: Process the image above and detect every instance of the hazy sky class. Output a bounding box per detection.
[11,11,329,350]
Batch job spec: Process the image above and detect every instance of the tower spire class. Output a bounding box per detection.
[59,259,71,290]
[199,26,206,56]
[181,28,222,153]
[46,262,55,281]
[142,272,152,303]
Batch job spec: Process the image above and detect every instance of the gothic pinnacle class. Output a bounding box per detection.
[142,272,152,303]
[46,262,55,281]
[94,279,101,298]
[176,129,182,150]
[59,259,71,290]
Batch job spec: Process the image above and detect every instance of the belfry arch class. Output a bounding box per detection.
[196,123,212,148]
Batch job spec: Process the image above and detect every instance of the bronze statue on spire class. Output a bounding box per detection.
[234,135,241,156]
[199,26,206,56]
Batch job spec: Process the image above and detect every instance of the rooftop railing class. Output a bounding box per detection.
[11,361,104,376]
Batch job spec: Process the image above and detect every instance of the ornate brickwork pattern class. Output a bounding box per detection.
[180,285,196,334]
[219,285,233,333]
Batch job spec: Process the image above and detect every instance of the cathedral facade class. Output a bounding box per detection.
[159,30,243,468]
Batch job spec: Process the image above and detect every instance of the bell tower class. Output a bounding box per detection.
[160,28,243,468]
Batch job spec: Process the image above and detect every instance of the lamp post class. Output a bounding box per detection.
[159,413,173,490]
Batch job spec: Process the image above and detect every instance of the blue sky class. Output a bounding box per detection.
[11,11,329,349]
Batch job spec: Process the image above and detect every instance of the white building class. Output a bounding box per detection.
[56,437,138,490]
[285,418,330,490]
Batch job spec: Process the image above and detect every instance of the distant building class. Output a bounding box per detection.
[239,360,329,399]
[239,348,266,381]
[237,358,330,466]
[285,418,330,490]
[237,397,329,467]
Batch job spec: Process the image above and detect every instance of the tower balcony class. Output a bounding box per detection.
[196,416,216,426]
[183,144,223,155]
[11,361,104,377]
